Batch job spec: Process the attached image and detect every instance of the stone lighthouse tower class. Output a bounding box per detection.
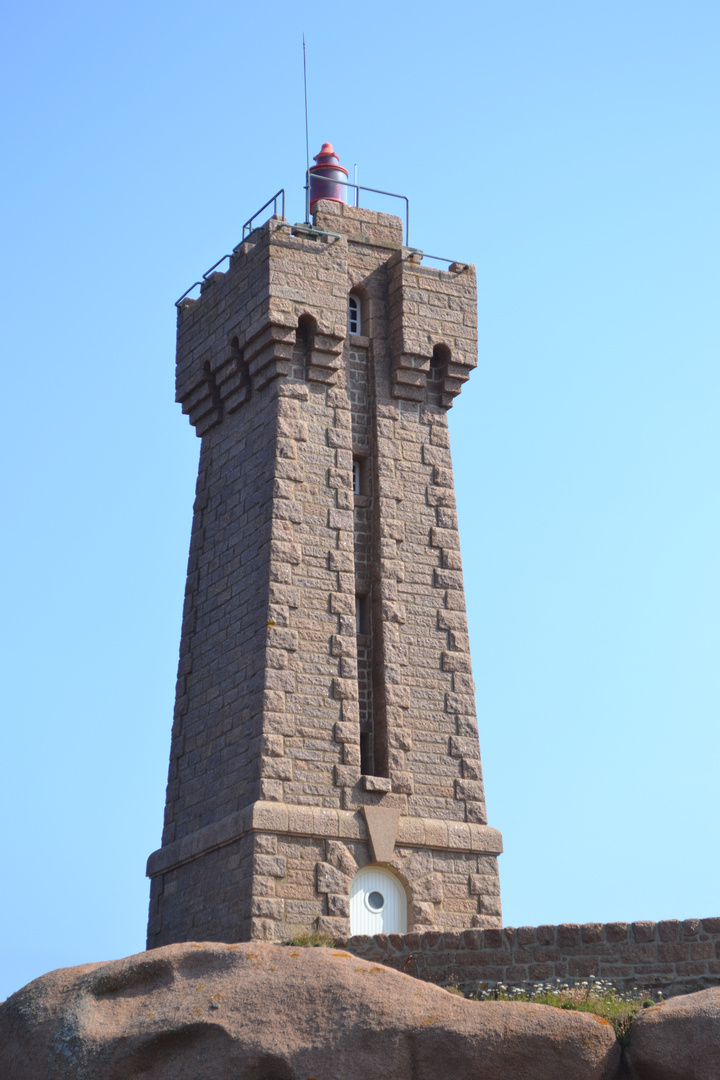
[146,144,503,946]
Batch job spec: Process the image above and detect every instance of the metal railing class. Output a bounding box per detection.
[175,279,204,307]
[243,189,285,239]
[409,252,469,269]
[305,175,410,246]
[174,182,466,309]
[175,190,286,306]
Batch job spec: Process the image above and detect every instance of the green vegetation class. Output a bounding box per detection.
[283,930,336,948]
[454,977,665,1044]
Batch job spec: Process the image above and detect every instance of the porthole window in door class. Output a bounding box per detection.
[350,866,407,935]
[366,890,384,912]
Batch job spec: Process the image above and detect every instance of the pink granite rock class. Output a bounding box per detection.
[626,986,720,1080]
[0,941,621,1080]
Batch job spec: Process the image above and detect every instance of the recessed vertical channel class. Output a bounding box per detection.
[355,590,373,775]
[426,342,450,407]
[353,453,374,774]
[293,313,316,381]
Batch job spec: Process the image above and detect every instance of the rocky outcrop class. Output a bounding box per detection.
[0,941,620,1080]
[626,986,720,1080]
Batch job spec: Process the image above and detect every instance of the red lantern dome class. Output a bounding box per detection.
[308,141,349,212]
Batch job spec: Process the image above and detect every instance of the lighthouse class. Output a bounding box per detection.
[146,143,503,945]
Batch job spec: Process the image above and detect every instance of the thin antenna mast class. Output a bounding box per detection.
[303,34,310,222]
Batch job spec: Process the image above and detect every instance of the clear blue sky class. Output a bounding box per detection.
[2,0,718,1001]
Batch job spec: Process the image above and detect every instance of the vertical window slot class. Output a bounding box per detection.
[356,593,373,776]
[348,294,360,335]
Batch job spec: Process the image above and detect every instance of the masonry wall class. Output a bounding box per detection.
[343,918,720,997]
[148,201,503,947]
[160,389,277,848]
[149,798,502,943]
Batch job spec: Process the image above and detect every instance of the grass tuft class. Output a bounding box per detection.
[283,930,336,948]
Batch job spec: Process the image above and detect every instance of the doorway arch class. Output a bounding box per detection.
[349,866,408,936]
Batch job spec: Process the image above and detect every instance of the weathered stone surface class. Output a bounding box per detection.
[626,987,720,1080]
[147,197,503,944]
[0,942,620,1080]
[362,804,400,862]
[346,920,720,999]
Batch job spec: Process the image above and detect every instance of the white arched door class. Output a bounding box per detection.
[350,866,407,936]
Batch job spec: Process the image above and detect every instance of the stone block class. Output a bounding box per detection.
[452,672,475,695]
[330,593,355,615]
[433,466,453,487]
[328,507,354,532]
[658,943,689,962]
[528,964,554,980]
[442,651,471,673]
[557,924,581,947]
[253,855,287,879]
[259,779,284,801]
[435,568,463,590]
[251,898,284,920]
[412,902,436,926]
[266,627,298,650]
[691,942,715,960]
[330,634,354,657]
[254,835,277,855]
[334,765,361,788]
[264,668,295,692]
[328,893,351,918]
[384,685,410,708]
[262,735,284,757]
[317,861,350,895]
[632,921,657,943]
[362,775,392,793]
[317,916,350,937]
[455,779,483,802]
[277,418,307,441]
[390,771,414,794]
[250,918,276,940]
[482,929,505,949]
[412,874,443,903]
[333,678,358,701]
[334,722,357,744]
[326,841,357,877]
[446,693,475,715]
[260,757,293,780]
[328,550,353,572]
[252,802,290,833]
[568,957,600,978]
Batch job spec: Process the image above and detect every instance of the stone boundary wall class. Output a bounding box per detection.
[342,918,720,997]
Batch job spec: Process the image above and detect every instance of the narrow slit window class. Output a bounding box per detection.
[355,594,364,634]
[348,294,360,335]
[353,458,362,495]
[356,593,374,776]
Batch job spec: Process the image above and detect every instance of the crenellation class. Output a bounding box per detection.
[148,189,501,947]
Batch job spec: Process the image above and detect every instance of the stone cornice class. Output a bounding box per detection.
[147,802,503,879]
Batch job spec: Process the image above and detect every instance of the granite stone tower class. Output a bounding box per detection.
[147,147,503,945]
